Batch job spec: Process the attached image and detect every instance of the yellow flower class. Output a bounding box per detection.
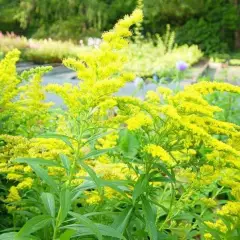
[205,219,228,233]
[6,173,23,181]
[157,87,172,97]
[187,81,240,95]
[6,186,21,203]
[85,190,102,205]
[145,91,160,103]
[204,233,214,240]
[17,178,33,190]
[217,201,240,217]
[144,144,174,166]
[231,187,240,200]
[200,198,217,208]
[96,132,118,149]
[24,166,32,173]
[125,112,152,130]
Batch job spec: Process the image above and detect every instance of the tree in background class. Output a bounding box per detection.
[0,0,240,53]
[14,0,136,40]
[232,0,240,49]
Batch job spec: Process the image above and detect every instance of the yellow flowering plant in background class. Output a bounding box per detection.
[0,49,54,136]
[0,8,240,240]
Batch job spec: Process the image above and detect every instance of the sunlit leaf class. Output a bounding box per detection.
[69,212,102,240]
[141,196,158,240]
[29,163,58,191]
[17,215,52,237]
[58,188,71,226]
[40,192,55,218]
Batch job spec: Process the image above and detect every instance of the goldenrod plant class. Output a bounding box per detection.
[0,9,240,240]
[0,49,53,136]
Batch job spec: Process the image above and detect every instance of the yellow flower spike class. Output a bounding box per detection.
[125,112,153,131]
[17,178,33,190]
[187,81,240,95]
[157,86,172,97]
[200,197,217,208]
[204,233,214,240]
[6,186,21,203]
[231,187,240,200]
[85,190,102,205]
[205,219,228,233]
[146,91,160,103]
[0,49,20,107]
[144,144,175,166]
[217,201,240,217]
[46,10,142,118]
[6,173,23,181]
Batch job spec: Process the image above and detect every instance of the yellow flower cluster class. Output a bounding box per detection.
[205,219,228,234]
[186,81,240,95]
[0,50,53,136]
[5,186,21,203]
[125,112,153,130]
[16,177,33,190]
[144,144,174,166]
[200,197,217,208]
[46,10,143,119]
[95,132,118,149]
[84,187,122,205]
[145,91,160,103]
[0,135,72,198]
[217,201,240,217]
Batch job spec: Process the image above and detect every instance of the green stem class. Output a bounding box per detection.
[159,183,175,231]
[186,186,224,235]
[52,118,84,239]
[224,95,232,122]
[52,209,61,240]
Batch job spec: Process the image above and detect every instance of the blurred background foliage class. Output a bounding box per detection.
[0,0,240,54]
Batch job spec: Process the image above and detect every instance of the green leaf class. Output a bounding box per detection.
[13,158,59,167]
[193,214,221,240]
[59,229,76,240]
[83,131,114,146]
[58,188,71,226]
[59,154,71,176]
[152,162,175,182]
[118,129,139,158]
[29,164,58,191]
[103,180,129,199]
[40,192,55,218]
[141,196,158,240]
[0,232,40,240]
[17,215,52,237]
[0,232,17,240]
[96,224,126,239]
[150,177,173,183]
[112,207,133,234]
[71,181,96,201]
[69,212,102,240]
[79,148,114,161]
[63,224,125,239]
[78,160,102,194]
[132,175,148,204]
